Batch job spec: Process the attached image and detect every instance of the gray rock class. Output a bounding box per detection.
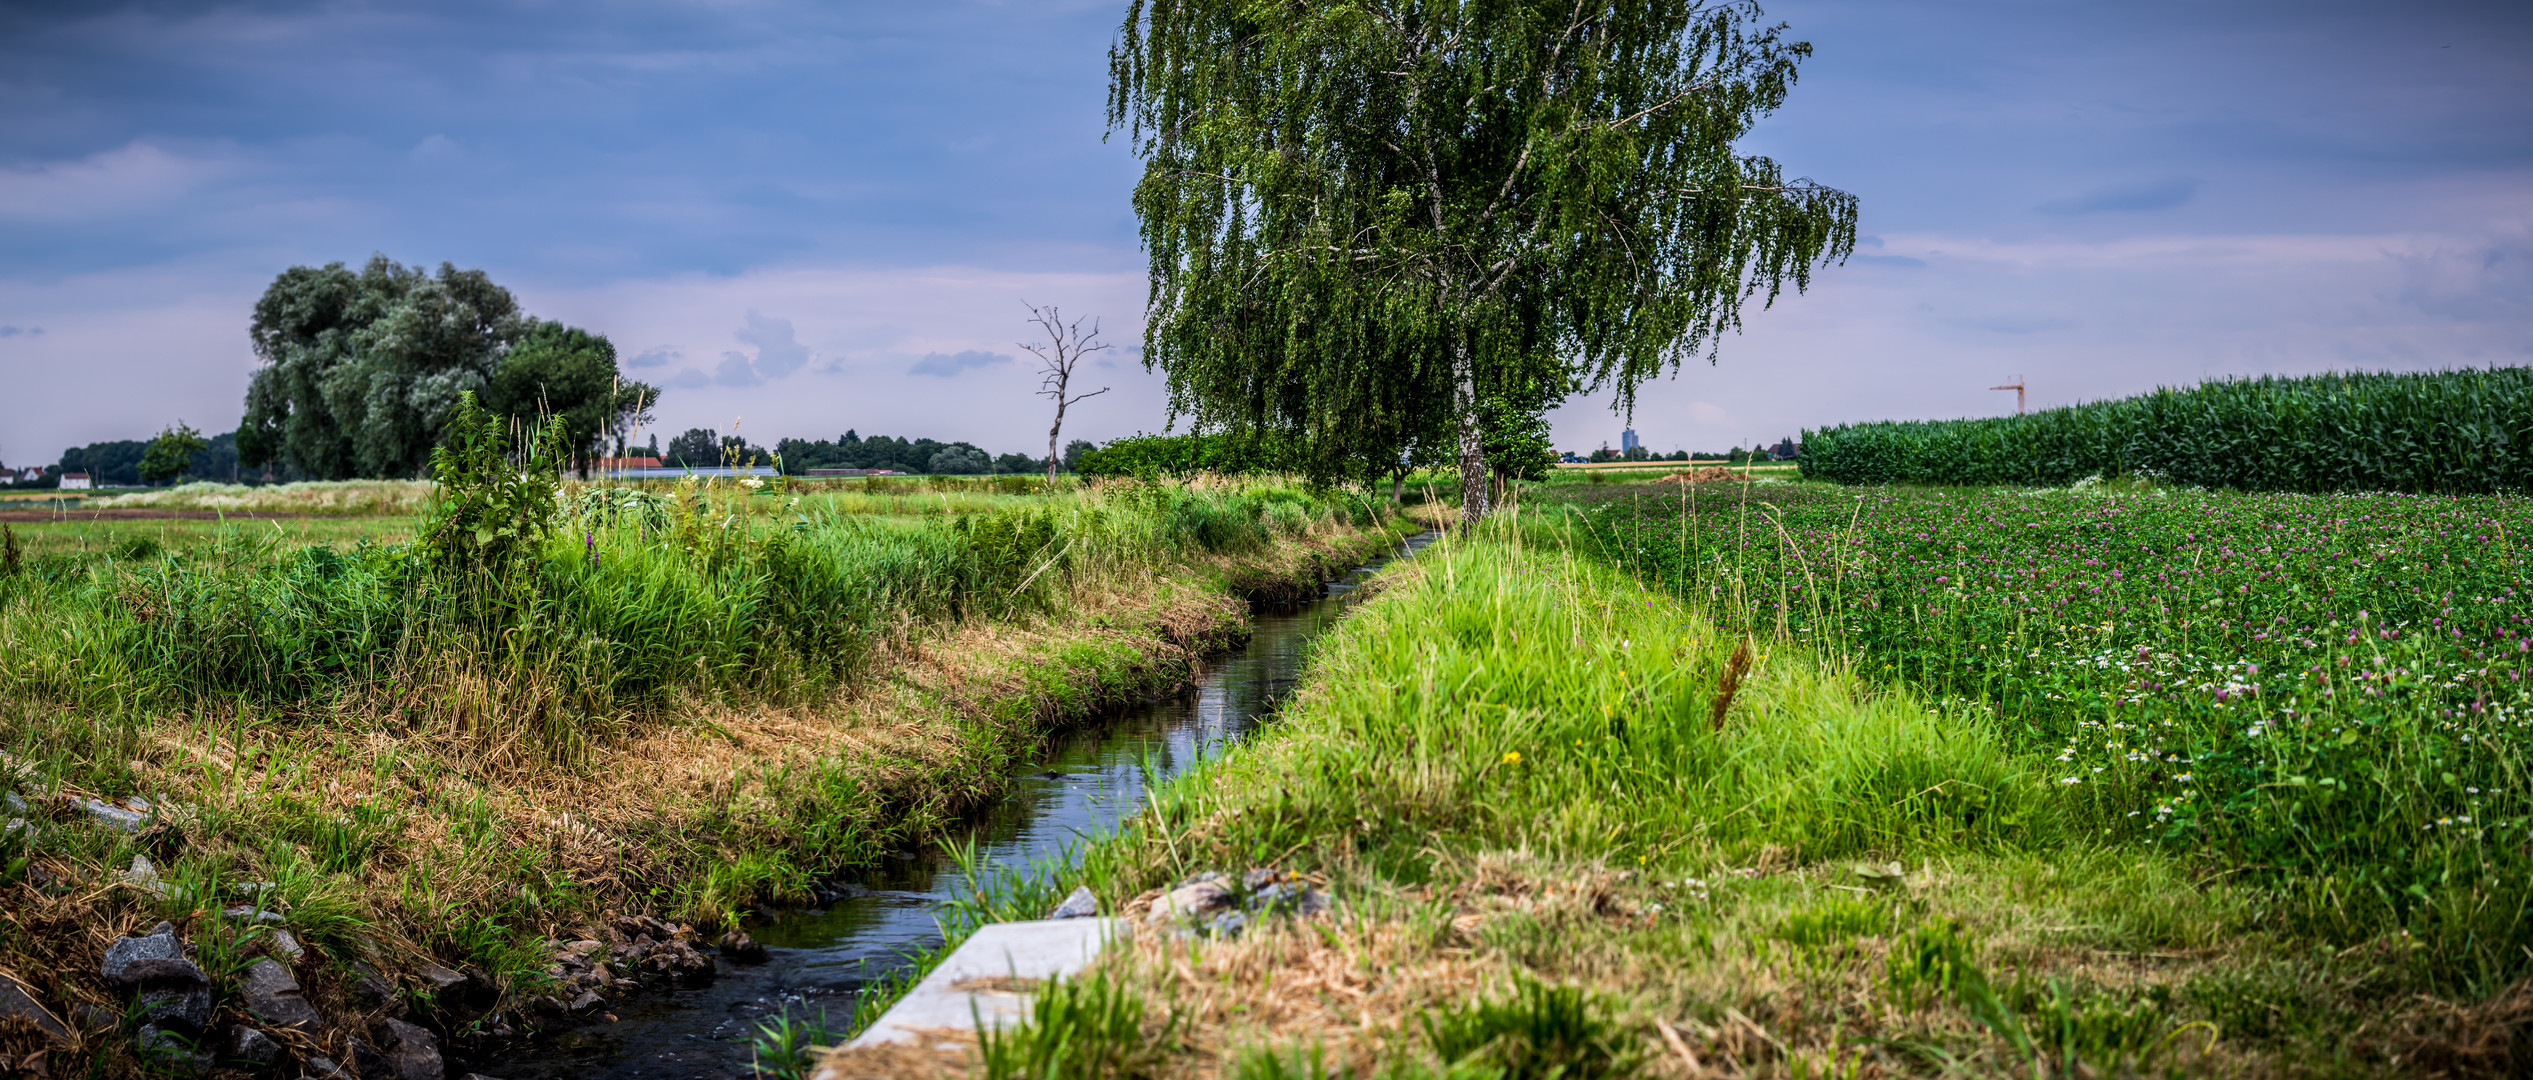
[716,930,767,963]
[1250,881,1330,917]
[377,1018,445,1080]
[1047,885,1099,920]
[303,1055,349,1079]
[137,1024,212,1074]
[102,922,184,986]
[460,1075,509,1080]
[77,797,150,832]
[0,969,70,1044]
[134,983,212,1034]
[2,817,29,840]
[1145,879,1235,924]
[120,957,209,986]
[415,961,468,994]
[240,959,324,1032]
[346,1038,391,1079]
[123,854,170,896]
[226,1024,285,1067]
[1241,868,1285,892]
[566,990,604,1012]
[1207,910,1250,938]
[2,790,26,815]
[223,904,286,925]
[74,1002,120,1032]
[268,929,306,962]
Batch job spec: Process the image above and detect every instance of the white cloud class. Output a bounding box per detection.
[0,140,244,224]
[908,349,1012,377]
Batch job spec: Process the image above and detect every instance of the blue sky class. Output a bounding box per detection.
[1,0,2527,466]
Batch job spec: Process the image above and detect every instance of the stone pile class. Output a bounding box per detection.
[1141,868,1331,938]
[529,913,720,1016]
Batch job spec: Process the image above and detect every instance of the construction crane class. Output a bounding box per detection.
[1990,376,2026,416]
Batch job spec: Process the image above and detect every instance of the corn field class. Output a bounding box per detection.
[1799,367,2533,492]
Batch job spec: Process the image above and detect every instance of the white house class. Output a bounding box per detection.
[59,471,91,490]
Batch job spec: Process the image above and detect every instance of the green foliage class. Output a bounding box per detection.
[1075,433,1304,479]
[1567,481,2533,988]
[240,255,532,480]
[975,970,1179,1080]
[418,392,570,580]
[1109,0,1856,512]
[1421,978,1637,1080]
[1800,366,2533,493]
[137,422,209,486]
[482,321,660,472]
[748,1007,841,1080]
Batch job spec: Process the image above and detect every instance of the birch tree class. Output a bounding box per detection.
[1110,0,1857,522]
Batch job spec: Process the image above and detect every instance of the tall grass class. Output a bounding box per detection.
[1800,366,2533,493]
[1075,519,2050,894]
[0,471,1394,766]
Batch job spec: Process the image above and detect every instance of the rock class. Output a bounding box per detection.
[562,939,605,957]
[136,1024,212,1074]
[1250,881,1330,917]
[102,923,185,985]
[1241,868,1284,892]
[2,817,29,841]
[566,990,604,1013]
[0,969,71,1044]
[1047,885,1099,920]
[240,959,324,1032]
[226,1024,286,1068]
[135,982,213,1035]
[352,963,403,1013]
[2,791,26,815]
[460,1074,509,1080]
[304,1055,349,1079]
[1145,878,1235,925]
[222,905,286,925]
[377,1018,445,1080]
[74,1002,119,1032]
[717,930,767,963]
[77,797,150,832]
[1206,910,1250,938]
[346,1038,392,1080]
[267,929,306,963]
[414,961,468,994]
[122,854,170,896]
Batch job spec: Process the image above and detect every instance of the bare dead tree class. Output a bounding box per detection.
[1020,301,1112,483]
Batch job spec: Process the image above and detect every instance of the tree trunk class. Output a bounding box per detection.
[1391,469,1406,504]
[1451,331,1488,526]
[1046,394,1065,485]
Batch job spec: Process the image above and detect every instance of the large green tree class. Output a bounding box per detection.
[482,321,661,476]
[238,256,530,479]
[137,422,208,486]
[1110,0,1857,522]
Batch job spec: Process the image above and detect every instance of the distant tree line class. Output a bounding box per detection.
[767,430,1086,477]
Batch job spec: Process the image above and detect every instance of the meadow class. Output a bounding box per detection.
[848,479,2532,1080]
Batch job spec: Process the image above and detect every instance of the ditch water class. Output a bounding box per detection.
[488,529,1440,1079]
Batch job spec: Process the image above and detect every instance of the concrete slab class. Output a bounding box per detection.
[844,917,1125,1051]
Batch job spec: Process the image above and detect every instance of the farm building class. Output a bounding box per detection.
[58,471,91,490]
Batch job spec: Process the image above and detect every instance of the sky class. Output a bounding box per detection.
[0,0,2527,466]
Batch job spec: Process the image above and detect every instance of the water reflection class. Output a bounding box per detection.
[489,530,1435,1079]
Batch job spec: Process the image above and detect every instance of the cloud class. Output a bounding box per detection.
[0,140,243,224]
[714,351,761,387]
[2036,177,2201,216]
[408,134,461,163]
[2398,225,2533,320]
[0,326,42,337]
[627,346,679,369]
[908,349,1014,377]
[665,367,712,389]
[1853,254,1928,268]
[733,310,810,378]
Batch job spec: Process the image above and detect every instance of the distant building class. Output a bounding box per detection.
[805,468,903,477]
[595,456,662,471]
[59,472,91,490]
[1620,429,1640,454]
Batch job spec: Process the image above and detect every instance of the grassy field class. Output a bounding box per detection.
[845,480,2533,1079]
[0,471,1424,1074]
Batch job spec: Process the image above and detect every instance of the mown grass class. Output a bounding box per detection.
[0,468,1420,1074]
[862,515,2513,1079]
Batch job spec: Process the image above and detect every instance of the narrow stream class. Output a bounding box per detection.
[491,529,1438,1079]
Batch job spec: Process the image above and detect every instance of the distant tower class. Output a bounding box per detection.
[1620,428,1640,454]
